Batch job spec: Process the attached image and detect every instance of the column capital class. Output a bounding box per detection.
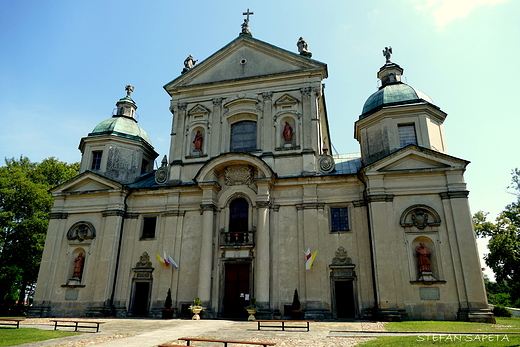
[256,201,272,209]
[440,190,469,200]
[366,194,394,203]
[200,203,218,213]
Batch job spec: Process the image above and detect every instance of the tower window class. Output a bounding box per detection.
[91,151,102,170]
[141,216,157,239]
[398,124,417,147]
[331,207,349,232]
[230,121,257,152]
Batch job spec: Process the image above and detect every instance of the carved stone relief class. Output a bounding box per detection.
[400,205,441,229]
[330,246,353,266]
[67,221,96,242]
[224,165,253,186]
[318,154,335,173]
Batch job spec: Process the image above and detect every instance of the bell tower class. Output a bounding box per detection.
[79,85,158,184]
[355,48,448,165]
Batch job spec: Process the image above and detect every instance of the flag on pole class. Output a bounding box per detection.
[167,255,179,269]
[305,248,318,270]
[156,252,167,266]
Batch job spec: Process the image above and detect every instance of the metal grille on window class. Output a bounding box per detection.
[230,121,257,152]
[331,207,349,231]
[398,124,417,147]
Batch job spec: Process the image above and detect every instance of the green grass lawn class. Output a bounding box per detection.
[385,317,520,333]
[0,327,80,347]
[359,318,520,347]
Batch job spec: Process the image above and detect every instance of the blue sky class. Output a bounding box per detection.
[1,0,518,277]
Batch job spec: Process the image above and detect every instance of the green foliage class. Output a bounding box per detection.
[0,327,79,347]
[0,156,78,314]
[473,169,520,304]
[493,305,513,317]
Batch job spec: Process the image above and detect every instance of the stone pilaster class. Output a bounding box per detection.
[211,98,224,157]
[255,200,271,307]
[198,203,217,304]
[261,92,273,153]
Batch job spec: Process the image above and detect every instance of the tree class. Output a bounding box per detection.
[0,156,78,314]
[473,168,520,305]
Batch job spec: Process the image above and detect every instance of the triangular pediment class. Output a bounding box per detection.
[51,171,122,195]
[164,35,327,90]
[275,93,299,106]
[188,104,210,116]
[366,146,469,173]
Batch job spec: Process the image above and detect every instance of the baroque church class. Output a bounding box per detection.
[30,15,493,322]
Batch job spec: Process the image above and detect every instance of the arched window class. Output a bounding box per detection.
[230,121,256,152]
[229,198,248,233]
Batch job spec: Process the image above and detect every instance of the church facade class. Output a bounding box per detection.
[30,28,493,322]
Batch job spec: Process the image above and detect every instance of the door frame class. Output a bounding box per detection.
[129,280,152,316]
[220,259,253,318]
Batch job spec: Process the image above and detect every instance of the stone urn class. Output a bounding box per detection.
[247,309,257,321]
[191,308,202,320]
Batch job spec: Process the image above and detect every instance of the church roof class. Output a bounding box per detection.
[89,115,153,145]
[360,82,436,119]
[164,34,327,90]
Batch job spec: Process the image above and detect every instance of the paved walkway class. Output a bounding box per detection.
[16,319,379,347]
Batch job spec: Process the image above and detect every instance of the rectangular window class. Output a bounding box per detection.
[141,216,157,239]
[230,121,257,152]
[331,207,349,232]
[91,151,102,170]
[398,124,417,147]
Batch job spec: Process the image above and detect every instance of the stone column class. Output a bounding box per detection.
[198,203,216,304]
[211,98,223,157]
[255,201,271,307]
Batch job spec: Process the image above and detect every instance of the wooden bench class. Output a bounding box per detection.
[0,318,25,328]
[170,337,276,347]
[50,320,105,332]
[255,320,314,332]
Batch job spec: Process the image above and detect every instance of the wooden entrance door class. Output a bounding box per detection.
[335,280,355,318]
[131,282,150,316]
[223,263,250,318]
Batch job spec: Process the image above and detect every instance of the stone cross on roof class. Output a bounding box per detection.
[125,85,134,98]
[243,8,254,21]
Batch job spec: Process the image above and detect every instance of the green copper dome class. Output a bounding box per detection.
[89,115,152,145]
[360,82,435,119]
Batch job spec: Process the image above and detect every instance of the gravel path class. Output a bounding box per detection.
[16,318,386,347]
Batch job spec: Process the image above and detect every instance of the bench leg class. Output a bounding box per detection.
[281,321,285,331]
[54,321,58,330]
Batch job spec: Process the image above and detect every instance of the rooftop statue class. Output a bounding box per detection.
[241,8,254,36]
[383,46,392,64]
[182,55,198,74]
[297,37,312,58]
[125,85,134,98]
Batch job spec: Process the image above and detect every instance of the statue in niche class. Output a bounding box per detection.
[193,130,203,152]
[416,242,431,273]
[297,37,312,58]
[182,55,198,73]
[283,121,293,142]
[72,253,85,279]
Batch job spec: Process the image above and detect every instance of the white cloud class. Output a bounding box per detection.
[411,0,508,28]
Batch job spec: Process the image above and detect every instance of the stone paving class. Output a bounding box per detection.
[15,318,384,347]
